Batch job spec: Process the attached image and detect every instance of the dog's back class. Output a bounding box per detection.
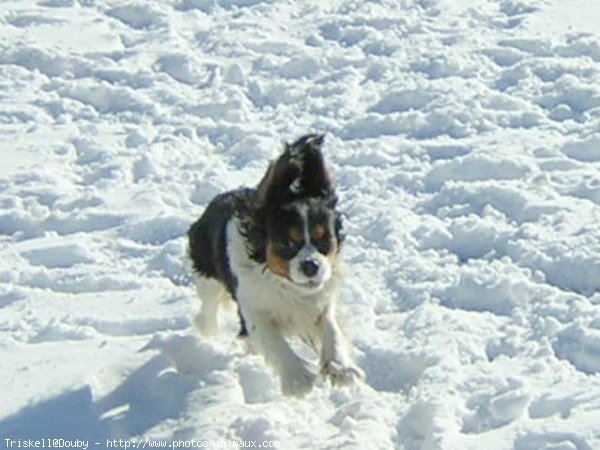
[188,188,254,296]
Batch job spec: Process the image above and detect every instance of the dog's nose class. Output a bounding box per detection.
[300,259,320,278]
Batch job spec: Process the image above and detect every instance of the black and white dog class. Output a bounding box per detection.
[188,134,363,397]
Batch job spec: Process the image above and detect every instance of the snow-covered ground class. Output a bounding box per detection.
[1,0,600,448]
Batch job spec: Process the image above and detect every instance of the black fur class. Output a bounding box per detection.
[256,134,336,208]
[188,188,253,293]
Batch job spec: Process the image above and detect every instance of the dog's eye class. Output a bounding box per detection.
[313,237,332,255]
[277,238,301,257]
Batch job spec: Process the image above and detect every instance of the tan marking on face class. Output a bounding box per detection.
[288,227,304,245]
[266,242,290,279]
[312,224,327,240]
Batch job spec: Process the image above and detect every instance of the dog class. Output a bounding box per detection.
[188,134,363,397]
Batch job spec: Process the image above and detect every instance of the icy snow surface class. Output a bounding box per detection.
[1,0,600,448]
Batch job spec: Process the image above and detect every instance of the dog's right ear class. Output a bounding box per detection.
[256,162,275,206]
[255,133,332,209]
[255,155,302,209]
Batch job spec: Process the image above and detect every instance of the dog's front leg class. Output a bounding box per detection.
[248,316,316,397]
[319,305,364,386]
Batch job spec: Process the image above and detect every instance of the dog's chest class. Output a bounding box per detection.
[250,280,327,332]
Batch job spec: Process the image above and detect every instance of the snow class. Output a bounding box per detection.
[1,0,600,448]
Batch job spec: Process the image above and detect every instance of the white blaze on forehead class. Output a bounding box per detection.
[294,202,310,243]
[283,201,310,243]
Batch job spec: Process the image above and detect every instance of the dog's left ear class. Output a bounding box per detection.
[293,134,335,200]
[255,133,335,208]
[255,152,302,209]
[289,134,325,152]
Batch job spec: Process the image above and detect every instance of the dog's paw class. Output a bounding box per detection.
[280,363,317,398]
[321,360,364,387]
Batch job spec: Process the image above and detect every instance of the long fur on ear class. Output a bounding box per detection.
[256,134,334,208]
[294,135,335,200]
[255,157,302,207]
[241,149,303,263]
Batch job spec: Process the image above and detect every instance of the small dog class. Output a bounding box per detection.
[188,134,363,396]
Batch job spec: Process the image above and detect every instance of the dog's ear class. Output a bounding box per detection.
[255,152,302,208]
[295,134,334,199]
[255,161,276,205]
[285,134,325,155]
[285,134,335,200]
[256,133,334,208]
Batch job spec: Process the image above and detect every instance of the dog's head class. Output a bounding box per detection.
[244,134,343,294]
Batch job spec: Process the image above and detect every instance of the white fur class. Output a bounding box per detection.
[220,217,363,397]
[193,276,227,337]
